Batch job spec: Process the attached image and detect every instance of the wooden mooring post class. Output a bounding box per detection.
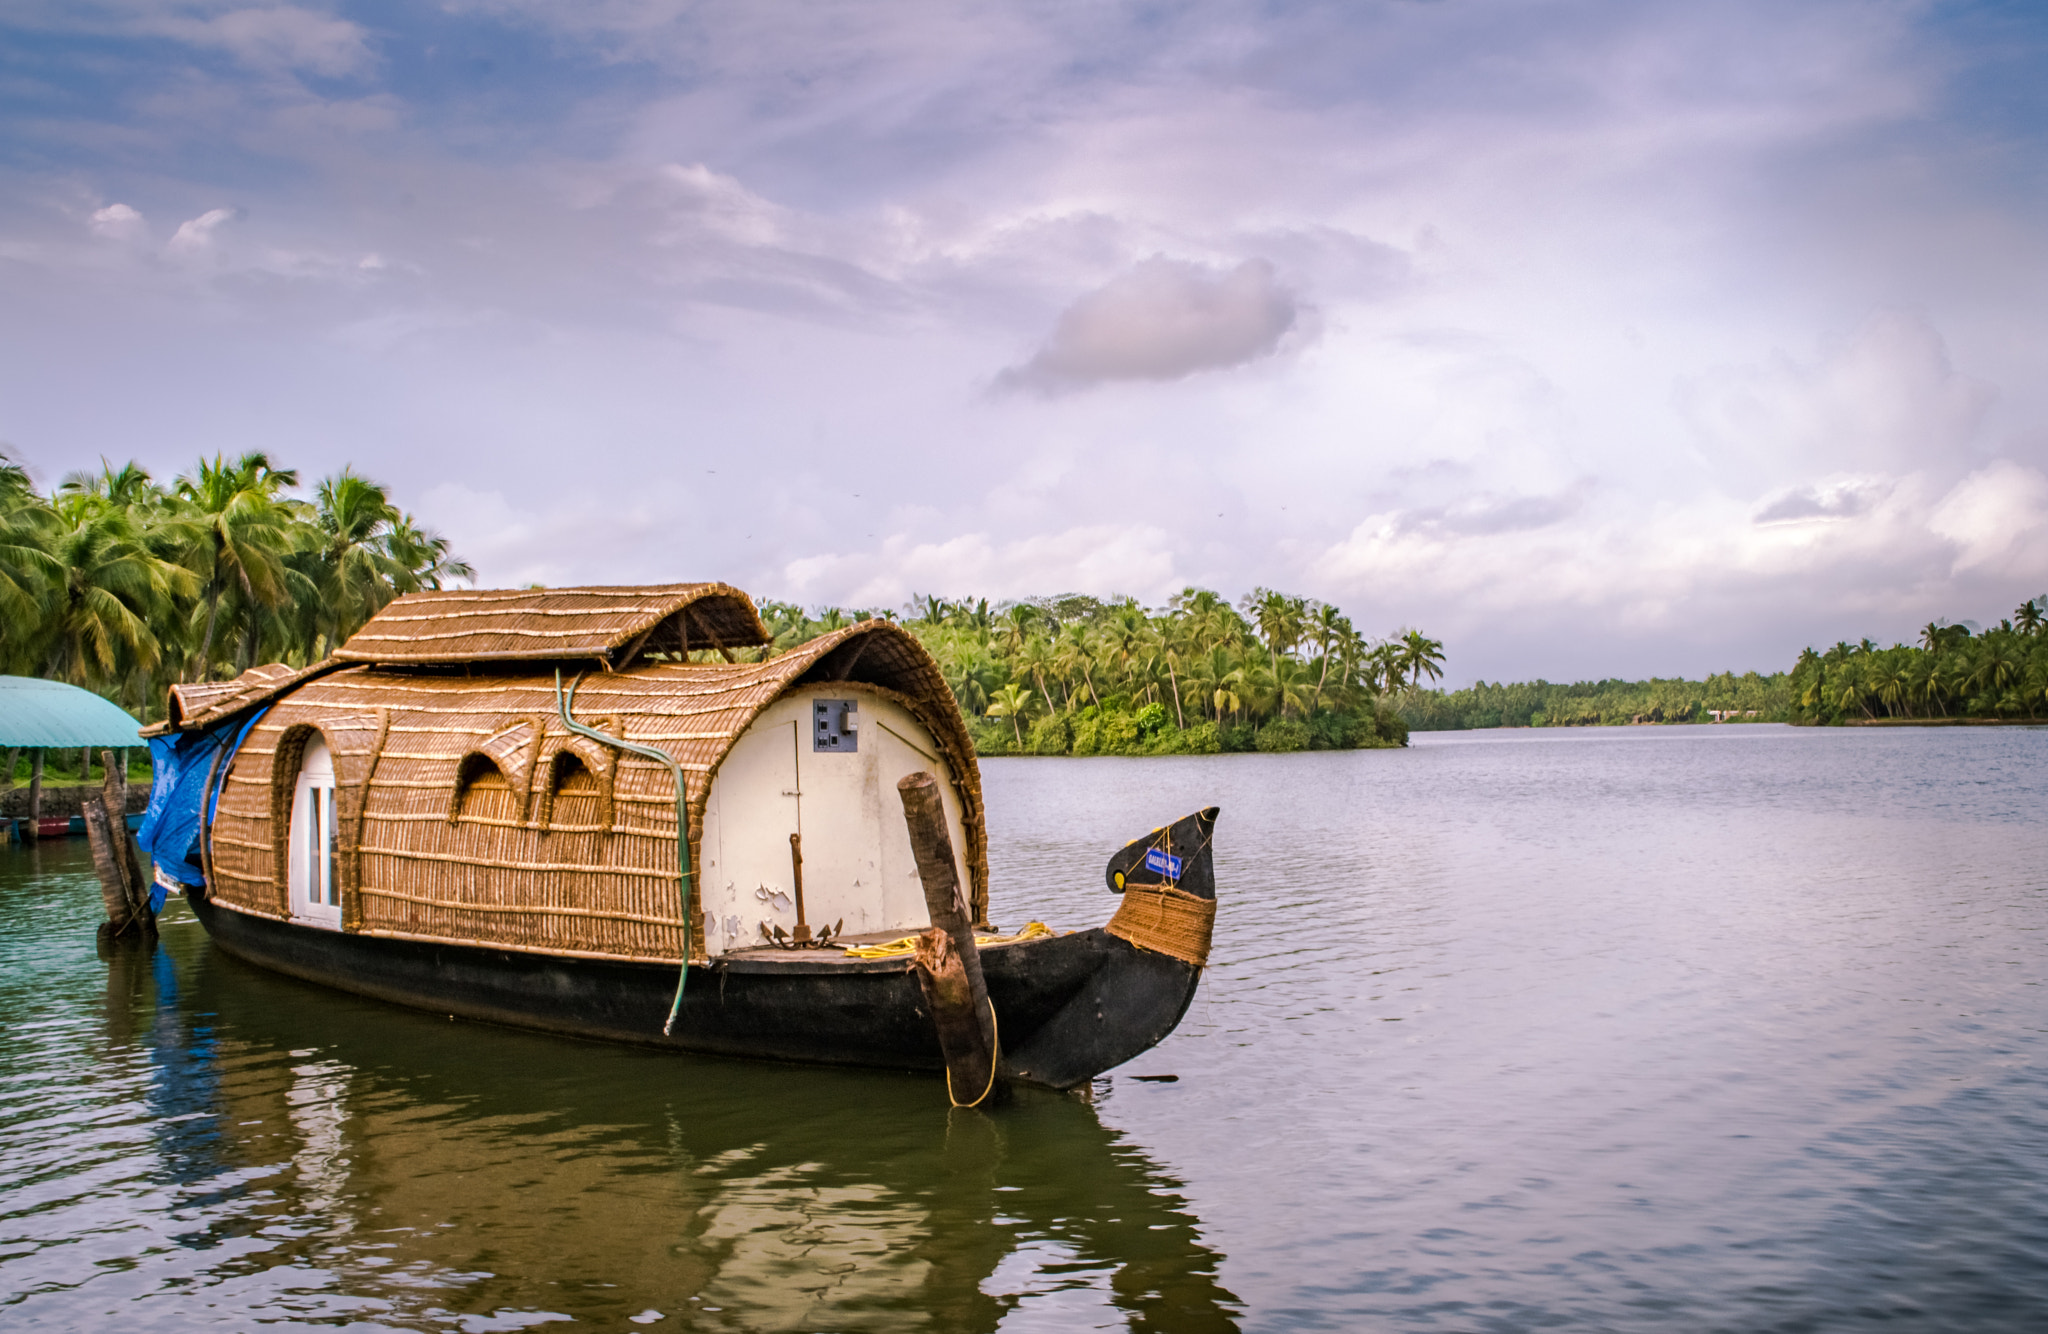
[897,771,999,1107]
[24,748,42,842]
[87,750,153,941]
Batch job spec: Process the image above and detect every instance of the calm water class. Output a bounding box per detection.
[4,726,2046,1331]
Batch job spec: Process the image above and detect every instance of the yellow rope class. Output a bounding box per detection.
[840,920,1054,959]
[945,997,1000,1109]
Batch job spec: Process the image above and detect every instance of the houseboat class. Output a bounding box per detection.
[137,583,1218,1092]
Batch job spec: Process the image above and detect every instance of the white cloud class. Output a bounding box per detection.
[996,257,1299,392]
[88,203,146,242]
[1929,460,2048,576]
[167,207,238,254]
[170,7,374,79]
[657,163,787,248]
[1681,312,1997,486]
[1311,463,2048,652]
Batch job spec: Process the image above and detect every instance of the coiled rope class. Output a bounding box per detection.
[840,920,1054,959]
[947,997,1001,1109]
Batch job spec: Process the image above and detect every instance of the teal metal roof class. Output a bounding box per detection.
[0,676,144,748]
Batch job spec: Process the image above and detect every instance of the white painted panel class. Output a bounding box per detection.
[697,689,972,955]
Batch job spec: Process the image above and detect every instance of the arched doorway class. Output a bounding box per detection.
[289,737,340,929]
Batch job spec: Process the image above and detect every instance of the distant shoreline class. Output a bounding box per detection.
[1841,717,2045,728]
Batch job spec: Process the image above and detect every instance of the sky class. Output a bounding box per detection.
[3,0,2047,685]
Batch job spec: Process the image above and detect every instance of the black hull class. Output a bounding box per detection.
[189,896,1200,1090]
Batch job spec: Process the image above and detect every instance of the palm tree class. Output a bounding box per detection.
[1014,633,1062,714]
[172,452,302,679]
[38,494,191,688]
[1871,649,1914,718]
[0,453,57,665]
[1144,618,1189,728]
[1399,630,1446,689]
[1172,587,1244,653]
[385,513,472,592]
[2015,598,2045,637]
[1249,657,1317,720]
[1832,657,1876,719]
[985,682,1036,744]
[1245,588,1308,680]
[996,602,1039,655]
[1185,646,1247,724]
[1331,621,1372,706]
[296,468,412,657]
[1304,604,1349,707]
[1968,632,2022,698]
[1100,605,1149,687]
[58,458,160,510]
[1052,622,1100,710]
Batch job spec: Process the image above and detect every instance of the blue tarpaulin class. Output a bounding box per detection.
[136,710,266,910]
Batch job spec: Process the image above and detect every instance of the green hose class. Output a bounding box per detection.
[555,669,693,1035]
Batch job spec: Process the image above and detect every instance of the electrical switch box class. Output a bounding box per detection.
[813,698,859,752]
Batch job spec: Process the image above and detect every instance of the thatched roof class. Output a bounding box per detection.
[333,583,771,667]
[140,661,347,738]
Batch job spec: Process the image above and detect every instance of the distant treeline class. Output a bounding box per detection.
[1400,672,1791,731]
[749,592,1435,755]
[1787,601,2048,723]
[1399,596,2048,731]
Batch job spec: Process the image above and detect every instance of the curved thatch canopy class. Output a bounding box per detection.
[333,583,770,667]
[141,661,346,738]
[200,619,987,963]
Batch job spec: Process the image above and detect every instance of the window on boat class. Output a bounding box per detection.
[543,752,607,831]
[452,754,518,824]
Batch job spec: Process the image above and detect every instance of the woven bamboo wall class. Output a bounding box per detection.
[201,622,987,963]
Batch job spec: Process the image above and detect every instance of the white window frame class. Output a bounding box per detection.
[289,738,342,930]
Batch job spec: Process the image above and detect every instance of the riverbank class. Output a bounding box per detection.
[0,783,152,820]
[1843,716,2046,727]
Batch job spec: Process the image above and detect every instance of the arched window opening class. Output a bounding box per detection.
[450,753,518,825]
[541,751,610,831]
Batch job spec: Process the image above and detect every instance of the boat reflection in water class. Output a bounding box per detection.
[97,915,1241,1332]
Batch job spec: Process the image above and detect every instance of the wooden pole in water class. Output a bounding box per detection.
[103,751,150,925]
[897,771,998,1105]
[24,749,42,842]
[83,794,135,937]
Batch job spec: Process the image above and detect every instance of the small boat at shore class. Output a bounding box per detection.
[136,582,1218,1093]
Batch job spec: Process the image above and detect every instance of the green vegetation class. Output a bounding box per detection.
[1397,597,2048,730]
[1,749,152,789]
[1786,603,2048,723]
[1400,672,1792,730]
[0,451,469,721]
[748,592,1427,755]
